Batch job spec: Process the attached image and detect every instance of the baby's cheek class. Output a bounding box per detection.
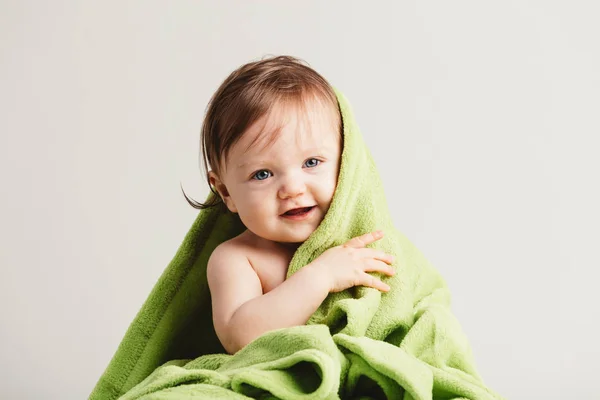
[245,193,266,206]
[318,175,338,201]
[244,196,272,216]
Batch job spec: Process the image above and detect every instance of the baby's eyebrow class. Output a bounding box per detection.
[237,160,266,169]
[237,147,331,169]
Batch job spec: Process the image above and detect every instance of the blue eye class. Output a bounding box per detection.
[304,158,320,168]
[252,170,271,181]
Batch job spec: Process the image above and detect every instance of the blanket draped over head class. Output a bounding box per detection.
[90,88,503,400]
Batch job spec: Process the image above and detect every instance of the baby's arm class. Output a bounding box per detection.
[207,242,328,354]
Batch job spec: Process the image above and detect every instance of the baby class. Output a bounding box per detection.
[184,56,396,354]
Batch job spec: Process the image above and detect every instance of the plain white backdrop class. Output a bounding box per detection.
[1,1,599,399]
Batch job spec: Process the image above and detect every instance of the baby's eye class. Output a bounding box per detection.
[304,158,320,168]
[252,170,271,181]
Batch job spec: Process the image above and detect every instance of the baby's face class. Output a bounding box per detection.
[211,98,342,245]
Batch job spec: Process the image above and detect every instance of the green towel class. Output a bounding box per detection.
[89,88,503,400]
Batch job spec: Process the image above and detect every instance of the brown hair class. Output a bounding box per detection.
[181,55,341,209]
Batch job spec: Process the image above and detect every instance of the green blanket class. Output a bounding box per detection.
[89,88,503,400]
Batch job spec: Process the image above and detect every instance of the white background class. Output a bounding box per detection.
[1,1,599,399]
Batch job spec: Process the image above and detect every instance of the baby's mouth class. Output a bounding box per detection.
[282,206,315,216]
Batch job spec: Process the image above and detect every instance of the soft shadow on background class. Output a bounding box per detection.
[1,1,598,399]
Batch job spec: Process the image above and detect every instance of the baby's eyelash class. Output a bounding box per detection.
[251,170,272,181]
[303,158,321,167]
[249,157,323,181]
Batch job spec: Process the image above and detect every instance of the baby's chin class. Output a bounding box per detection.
[272,230,312,244]
[257,226,319,247]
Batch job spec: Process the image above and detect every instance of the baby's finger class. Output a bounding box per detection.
[361,248,395,265]
[363,259,396,276]
[343,230,384,249]
[361,272,391,292]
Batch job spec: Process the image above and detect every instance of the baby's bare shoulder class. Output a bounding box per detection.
[209,231,268,265]
[208,237,248,272]
[207,235,264,326]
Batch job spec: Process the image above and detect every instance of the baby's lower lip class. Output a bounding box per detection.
[281,206,316,220]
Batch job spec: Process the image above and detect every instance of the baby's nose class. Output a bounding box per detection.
[278,176,306,199]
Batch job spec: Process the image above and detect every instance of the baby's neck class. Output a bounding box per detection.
[277,240,302,252]
[243,229,302,253]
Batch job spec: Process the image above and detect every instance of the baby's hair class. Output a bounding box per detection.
[182,55,341,209]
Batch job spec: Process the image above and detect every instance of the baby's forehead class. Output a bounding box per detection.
[248,99,340,146]
[224,111,339,171]
[218,96,341,174]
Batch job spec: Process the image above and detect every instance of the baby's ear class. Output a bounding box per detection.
[207,171,237,213]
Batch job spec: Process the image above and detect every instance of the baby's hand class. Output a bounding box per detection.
[308,230,396,293]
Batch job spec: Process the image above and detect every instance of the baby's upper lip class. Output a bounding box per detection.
[280,205,316,215]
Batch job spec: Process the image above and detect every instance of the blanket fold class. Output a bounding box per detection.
[89,88,503,400]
